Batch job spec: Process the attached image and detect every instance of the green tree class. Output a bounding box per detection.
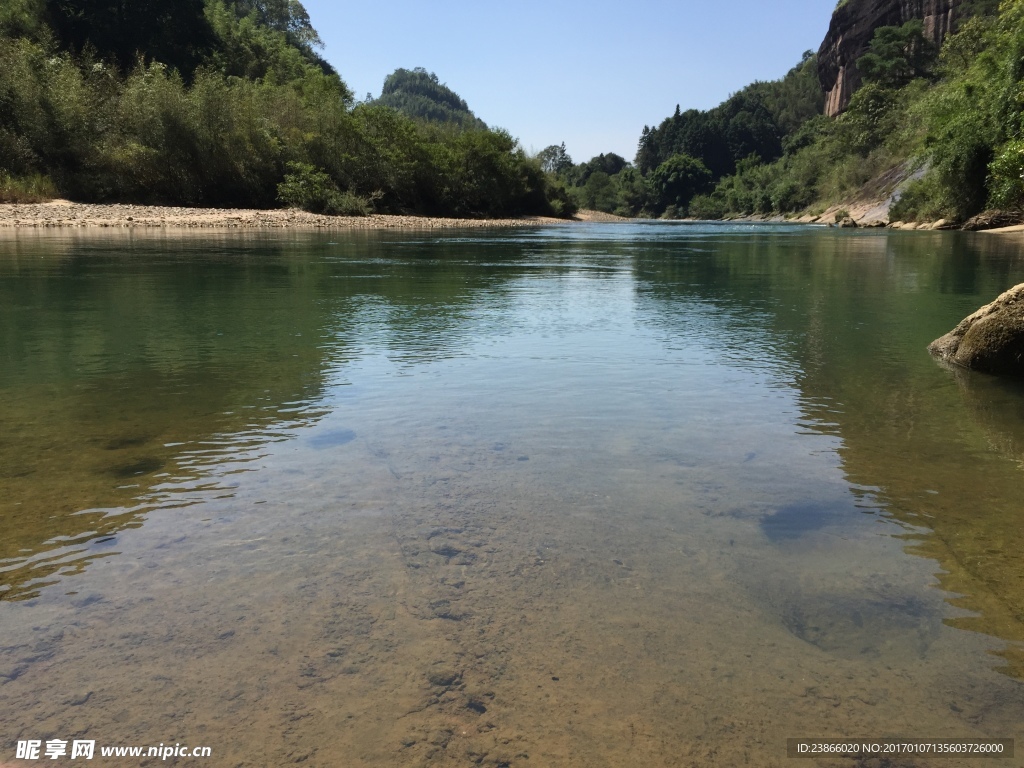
[564,152,628,187]
[857,20,938,88]
[614,166,652,216]
[651,154,712,213]
[231,0,322,50]
[0,0,44,38]
[538,142,572,174]
[204,0,346,86]
[634,53,822,183]
[45,0,216,74]
[576,171,617,212]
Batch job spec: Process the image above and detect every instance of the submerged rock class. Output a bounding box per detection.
[929,284,1024,375]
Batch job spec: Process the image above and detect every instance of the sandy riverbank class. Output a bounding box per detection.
[983,223,1024,234]
[0,201,569,230]
[573,209,630,222]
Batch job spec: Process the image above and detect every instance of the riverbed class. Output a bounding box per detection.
[2,223,1023,766]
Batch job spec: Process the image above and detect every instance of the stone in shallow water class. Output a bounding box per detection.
[308,428,356,449]
[431,543,462,558]
[110,456,164,477]
[779,592,940,661]
[930,283,1024,375]
[759,500,848,541]
[103,435,150,451]
[426,667,461,688]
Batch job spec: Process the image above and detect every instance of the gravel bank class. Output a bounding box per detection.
[0,201,567,230]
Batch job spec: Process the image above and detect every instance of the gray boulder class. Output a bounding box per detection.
[929,284,1024,374]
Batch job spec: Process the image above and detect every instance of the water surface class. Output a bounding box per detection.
[2,224,1024,766]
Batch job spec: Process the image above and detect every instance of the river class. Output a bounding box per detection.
[1,223,1023,766]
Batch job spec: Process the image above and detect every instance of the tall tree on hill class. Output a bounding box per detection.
[857,20,938,87]
[232,0,318,42]
[538,143,573,174]
[228,0,324,58]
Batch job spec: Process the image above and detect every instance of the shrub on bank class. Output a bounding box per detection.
[0,172,57,203]
[277,162,370,216]
[688,194,726,220]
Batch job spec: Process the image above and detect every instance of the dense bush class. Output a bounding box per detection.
[0,171,57,202]
[688,194,727,220]
[277,161,371,215]
[988,140,1024,209]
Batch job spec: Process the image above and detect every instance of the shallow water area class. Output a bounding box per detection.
[2,224,1024,766]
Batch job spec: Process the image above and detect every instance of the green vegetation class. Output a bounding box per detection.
[890,0,1020,221]
[546,0,1009,224]
[0,1,568,218]
[540,52,824,219]
[857,20,937,87]
[596,0,1013,223]
[7,0,1020,224]
[0,171,57,203]
[276,161,372,215]
[636,51,823,179]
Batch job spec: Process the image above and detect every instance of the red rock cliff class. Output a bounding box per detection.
[817,0,963,116]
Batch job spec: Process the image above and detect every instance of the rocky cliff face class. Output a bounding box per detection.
[818,0,963,116]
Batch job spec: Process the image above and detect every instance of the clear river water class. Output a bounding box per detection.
[2,223,1024,767]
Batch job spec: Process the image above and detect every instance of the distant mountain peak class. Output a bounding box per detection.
[375,68,487,130]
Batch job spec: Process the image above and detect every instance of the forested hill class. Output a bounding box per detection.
[374,68,487,130]
[636,53,824,180]
[548,0,1020,226]
[41,0,335,81]
[541,54,825,218]
[0,0,572,217]
[680,0,1012,224]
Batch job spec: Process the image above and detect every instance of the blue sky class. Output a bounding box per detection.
[302,0,837,164]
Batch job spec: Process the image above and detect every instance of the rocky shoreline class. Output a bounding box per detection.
[4,201,1023,234]
[0,201,568,230]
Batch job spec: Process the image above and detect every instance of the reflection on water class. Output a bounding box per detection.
[0,233,337,599]
[1,225,1024,766]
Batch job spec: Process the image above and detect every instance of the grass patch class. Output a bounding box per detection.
[0,172,57,203]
